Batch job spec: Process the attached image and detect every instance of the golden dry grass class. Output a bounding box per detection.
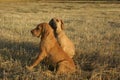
[0,1,120,80]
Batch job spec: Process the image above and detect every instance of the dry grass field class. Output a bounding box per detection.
[0,1,120,80]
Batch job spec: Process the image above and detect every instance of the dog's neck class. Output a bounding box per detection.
[56,29,63,35]
[41,26,54,41]
[57,31,65,38]
[40,26,57,52]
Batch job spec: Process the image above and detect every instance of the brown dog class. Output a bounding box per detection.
[49,18,75,58]
[26,23,76,74]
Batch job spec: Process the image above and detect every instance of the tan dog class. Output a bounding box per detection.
[26,23,76,74]
[49,18,75,58]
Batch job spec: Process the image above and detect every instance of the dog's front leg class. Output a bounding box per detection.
[26,50,47,71]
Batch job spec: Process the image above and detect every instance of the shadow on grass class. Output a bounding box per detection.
[0,38,82,79]
[0,38,39,67]
[0,38,119,79]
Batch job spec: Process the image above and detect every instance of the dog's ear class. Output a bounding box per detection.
[61,20,64,30]
[42,23,51,38]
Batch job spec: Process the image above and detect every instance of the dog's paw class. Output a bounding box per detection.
[26,66,34,71]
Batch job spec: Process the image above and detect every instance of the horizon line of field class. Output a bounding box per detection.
[41,1,120,3]
[0,1,120,4]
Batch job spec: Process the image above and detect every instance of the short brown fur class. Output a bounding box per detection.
[49,18,75,58]
[26,23,76,74]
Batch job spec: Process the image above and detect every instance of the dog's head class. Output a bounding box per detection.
[49,18,64,33]
[31,23,52,38]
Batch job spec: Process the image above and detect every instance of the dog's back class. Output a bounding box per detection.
[57,31,75,58]
[49,18,75,58]
[42,23,76,74]
[48,41,76,74]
